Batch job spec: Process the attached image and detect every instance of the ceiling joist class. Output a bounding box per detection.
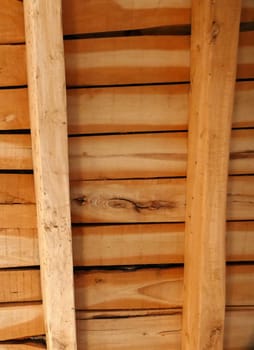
[24,1,77,349]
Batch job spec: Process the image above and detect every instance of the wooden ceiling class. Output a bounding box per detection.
[0,0,254,349]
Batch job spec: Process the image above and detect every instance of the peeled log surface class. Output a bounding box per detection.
[0,32,254,87]
[0,265,253,309]
[0,175,253,225]
[0,128,254,178]
[1,82,254,132]
[0,0,253,43]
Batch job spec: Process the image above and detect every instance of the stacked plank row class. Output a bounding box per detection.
[0,0,254,348]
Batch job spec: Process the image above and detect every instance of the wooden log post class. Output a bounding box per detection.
[23,1,77,349]
[182,1,241,349]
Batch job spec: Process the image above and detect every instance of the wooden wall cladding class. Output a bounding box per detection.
[0,175,253,225]
[0,0,254,348]
[0,0,253,44]
[0,221,253,268]
[0,32,254,87]
[0,265,253,308]
[0,304,253,349]
[0,129,253,177]
[0,82,254,132]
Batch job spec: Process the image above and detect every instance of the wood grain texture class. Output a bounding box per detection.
[0,345,45,350]
[0,128,253,177]
[0,304,253,348]
[0,174,253,225]
[0,303,44,341]
[76,308,254,350]
[1,31,254,87]
[183,1,241,349]
[0,89,30,130]
[0,0,24,44]
[70,178,186,223]
[0,221,253,268]
[1,82,254,132]
[0,265,253,309]
[0,0,253,43]
[23,1,77,349]
[67,81,254,133]
[0,45,26,87]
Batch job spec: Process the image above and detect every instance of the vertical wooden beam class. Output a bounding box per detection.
[24,1,77,349]
[182,1,241,349]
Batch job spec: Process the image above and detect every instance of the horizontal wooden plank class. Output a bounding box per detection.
[1,304,253,349]
[70,178,186,223]
[0,221,253,268]
[0,45,27,87]
[67,80,254,133]
[1,0,253,43]
[0,303,44,340]
[0,345,45,350]
[1,82,254,132]
[1,32,254,87]
[76,308,254,350]
[1,128,253,177]
[0,89,30,130]
[0,0,25,44]
[0,175,253,225]
[0,265,253,309]
[64,31,254,86]
[227,176,254,220]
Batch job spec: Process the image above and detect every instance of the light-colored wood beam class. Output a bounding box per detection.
[182,1,241,349]
[23,1,77,349]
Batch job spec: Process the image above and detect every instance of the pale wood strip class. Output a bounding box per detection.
[0,205,36,229]
[183,1,241,349]
[0,265,253,309]
[1,31,253,87]
[1,128,253,177]
[23,1,77,349]
[0,221,253,268]
[0,228,39,268]
[0,303,44,341]
[0,0,253,43]
[0,175,253,225]
[1,82,254,132]
[70,178,186,223]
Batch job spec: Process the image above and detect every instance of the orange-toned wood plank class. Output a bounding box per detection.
[182,1,241,349]
[0,175,253,225]
[0,0,24,44]
[24,1,77,349]
[1,128,253,177]
[0,345,45,350]
[0,89,30,130]
[1,265,253,309]
[0,221,253,268]
[1,31,254,87]
[0,0,253,43]
[1,82,254,132]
